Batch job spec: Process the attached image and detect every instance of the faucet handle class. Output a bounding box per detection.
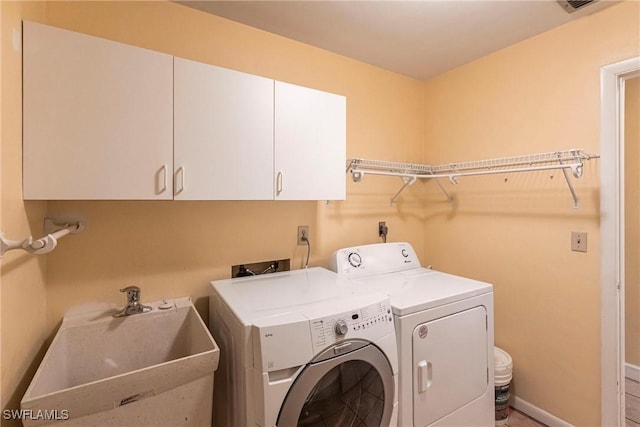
[114,286,150,318]
[120,286,141,304]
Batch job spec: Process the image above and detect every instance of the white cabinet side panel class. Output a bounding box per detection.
[274,81,346,200]
[174,58,274,200]
[23,22,173,200]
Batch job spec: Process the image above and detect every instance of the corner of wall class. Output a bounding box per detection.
[1,1,49,422]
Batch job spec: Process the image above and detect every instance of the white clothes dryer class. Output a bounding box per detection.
[329,243,495,427]
[209,267,399,427]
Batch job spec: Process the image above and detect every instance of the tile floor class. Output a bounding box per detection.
[628,378,640,427]
[498,382,640,427]
[506,408,546,427]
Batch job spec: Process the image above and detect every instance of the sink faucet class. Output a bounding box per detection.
[113,286,152,318]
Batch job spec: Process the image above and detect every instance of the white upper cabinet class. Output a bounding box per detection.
[174,58,274,200]
[174,60,346,201]
[23,21,174,200]
[275,81,346,200]
[22,22,346,201]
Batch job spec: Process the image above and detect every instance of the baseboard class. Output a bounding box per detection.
[627,362,640,382]
[511,396,574,427]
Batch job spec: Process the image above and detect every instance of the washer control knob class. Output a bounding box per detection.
[335,320,349,336]
[348,252,362,268]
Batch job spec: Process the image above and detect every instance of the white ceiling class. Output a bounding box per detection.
[176,0,617,80]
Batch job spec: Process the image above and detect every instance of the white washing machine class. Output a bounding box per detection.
[209,267,399,427]
[329,243,494,427]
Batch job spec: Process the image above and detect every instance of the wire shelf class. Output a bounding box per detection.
[346,149,599,207]
[429,149,597,174]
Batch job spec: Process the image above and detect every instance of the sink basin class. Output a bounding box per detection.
[21,297,219,426]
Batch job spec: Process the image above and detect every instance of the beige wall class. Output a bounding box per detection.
[1,0,425,420]
[1,2,48,422]
[0,0,3,411]
[626,76,640,368]
[0,0,3,410]
[41,1,425,322]
[422,2,639,425]
[2,1,639,425]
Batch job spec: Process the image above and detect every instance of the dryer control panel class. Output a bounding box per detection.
[329,242,421,277]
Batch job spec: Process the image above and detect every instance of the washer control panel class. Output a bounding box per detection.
[329,242,421,277]
[253,295,394,372]
[309,298,393,352]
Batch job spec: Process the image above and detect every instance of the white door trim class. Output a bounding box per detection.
[600,56,640,427]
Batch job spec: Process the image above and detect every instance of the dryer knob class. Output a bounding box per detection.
[335,320,348,336]
[347,252,362,268]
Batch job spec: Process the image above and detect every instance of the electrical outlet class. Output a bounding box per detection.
[378,221,388,242]
[571,232,587,252]
[297,226,309,245]
[378,221,387,238]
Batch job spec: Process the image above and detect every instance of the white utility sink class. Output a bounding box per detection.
[21,297,219,426]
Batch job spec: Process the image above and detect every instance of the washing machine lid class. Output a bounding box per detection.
[351,268,493,316]
[211,267,353,324]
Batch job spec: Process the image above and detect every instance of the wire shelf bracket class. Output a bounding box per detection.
[346,149,599,208]
[0,217,85,259]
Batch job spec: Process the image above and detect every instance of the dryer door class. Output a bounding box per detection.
[412,305,488,426]
[277,340,394,427]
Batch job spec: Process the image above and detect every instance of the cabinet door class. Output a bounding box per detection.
[174,58,274,200]
[23,22,173,200]
[274,82,346,200]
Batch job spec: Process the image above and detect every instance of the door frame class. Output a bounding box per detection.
[600,55,640,426]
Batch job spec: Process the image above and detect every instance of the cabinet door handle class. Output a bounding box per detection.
[175,166,185,195]
[157,165,167,194]
[276,171,283,196]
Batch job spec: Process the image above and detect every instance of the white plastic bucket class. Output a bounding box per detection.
[494,347,513,426]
